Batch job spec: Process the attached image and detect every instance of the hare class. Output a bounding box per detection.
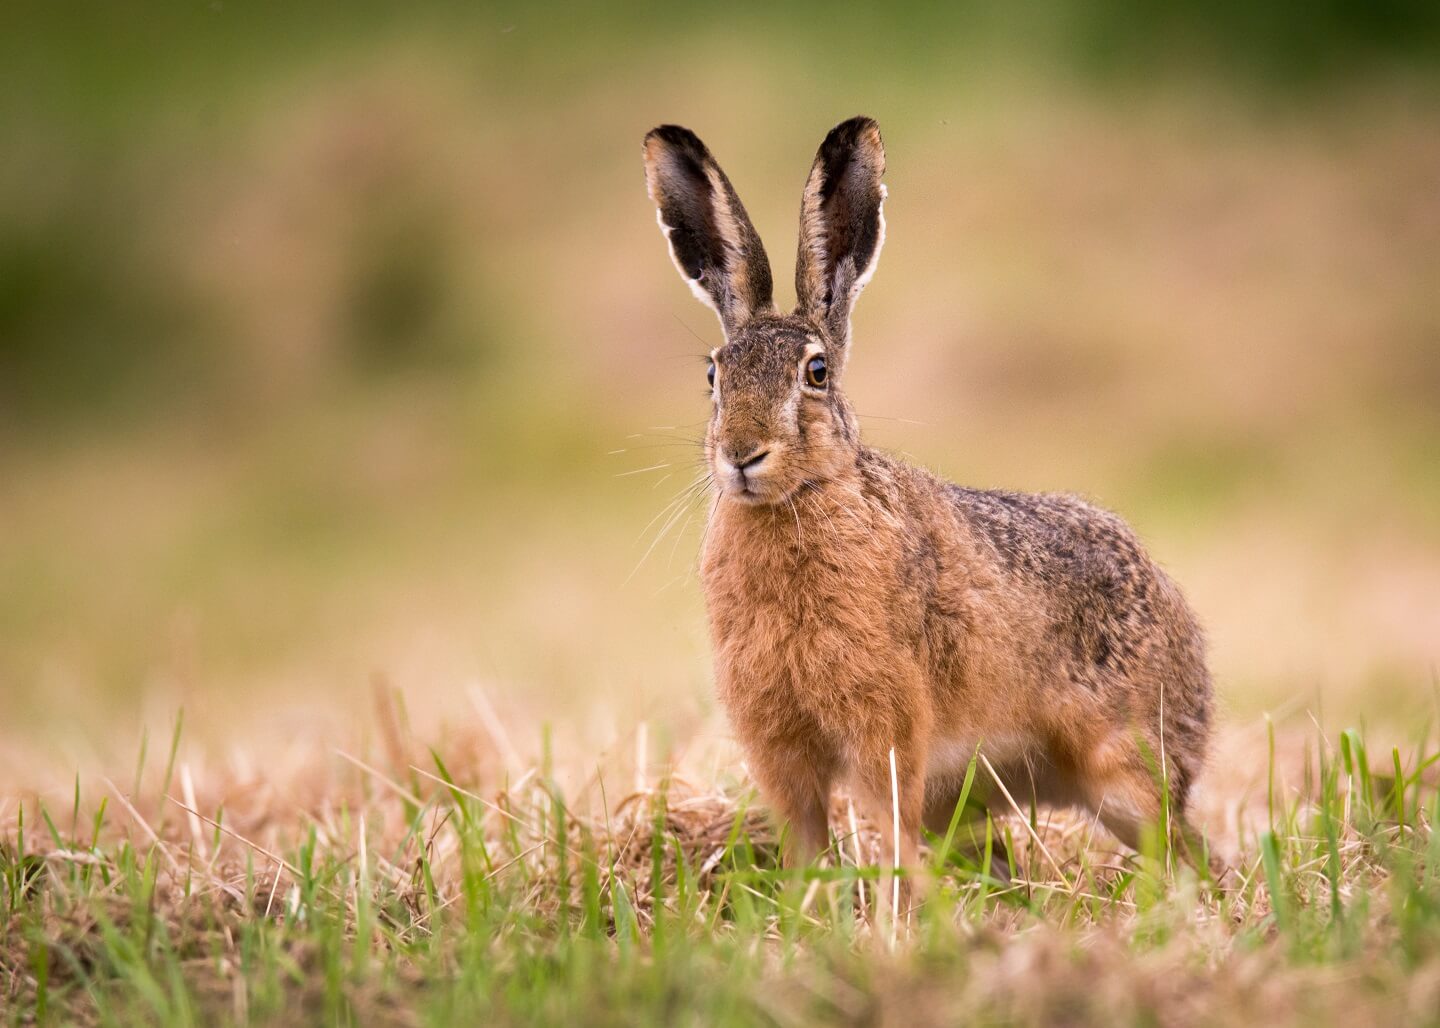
[641,116,1213,878]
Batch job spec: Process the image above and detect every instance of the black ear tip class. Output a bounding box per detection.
[824,116,882,149]
[645,124,710,158]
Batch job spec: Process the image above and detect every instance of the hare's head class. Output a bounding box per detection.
[643,117,886,506]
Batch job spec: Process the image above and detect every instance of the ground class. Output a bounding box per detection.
[5,697,1440,1025]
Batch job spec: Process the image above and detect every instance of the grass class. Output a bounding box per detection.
[6,697,1440,1025]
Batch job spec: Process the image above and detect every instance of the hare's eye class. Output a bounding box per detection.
[706,361,716,388]
[804,354,828,389]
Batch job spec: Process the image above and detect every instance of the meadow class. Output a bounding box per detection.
[7,701,1440,1023]
[2,3,1439,1023]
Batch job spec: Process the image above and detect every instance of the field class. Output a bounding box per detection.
[3,3,1440,1024]
[7,706,1440,1023]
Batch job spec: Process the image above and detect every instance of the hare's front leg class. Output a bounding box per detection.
[746,737,836,867]
[853,738,928,918]
[854,746,926,867]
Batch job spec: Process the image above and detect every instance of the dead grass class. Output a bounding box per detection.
[5,685,1440,1025]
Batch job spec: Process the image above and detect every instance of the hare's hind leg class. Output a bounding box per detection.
[1076,734,1165,847]
[1077,735,1211,873]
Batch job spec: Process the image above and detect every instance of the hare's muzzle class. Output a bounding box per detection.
[716,445,777,503]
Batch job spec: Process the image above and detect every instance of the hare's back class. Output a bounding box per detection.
[948,487,1147,587]
[946,485,1204,689]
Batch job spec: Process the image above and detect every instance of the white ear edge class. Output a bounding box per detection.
[850,181,887,298]
[654,208,727,329]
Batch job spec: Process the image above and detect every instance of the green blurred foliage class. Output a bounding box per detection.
[0,0,1436,742]
[1,0,1437,430]
[1073,0,1440,82]
[0,163,198,423]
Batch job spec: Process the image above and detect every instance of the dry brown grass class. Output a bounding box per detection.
[6,684,1440,1024]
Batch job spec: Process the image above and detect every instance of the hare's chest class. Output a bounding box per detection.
[701,523,913,732]
[703,547,857,649]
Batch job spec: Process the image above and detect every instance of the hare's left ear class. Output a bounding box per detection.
[643,125,775,337]
[794,117,886,346]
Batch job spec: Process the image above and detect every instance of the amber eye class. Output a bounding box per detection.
[706,361,716,388]
[804,354,828,388]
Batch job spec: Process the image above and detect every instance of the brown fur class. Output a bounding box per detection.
[643,118,1213,875]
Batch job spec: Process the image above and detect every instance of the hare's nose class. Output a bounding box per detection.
[726,446,770,473]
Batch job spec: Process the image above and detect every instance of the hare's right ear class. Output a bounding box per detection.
[794,117,886,347]
[643,125,774,337]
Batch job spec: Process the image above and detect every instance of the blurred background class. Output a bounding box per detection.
[1,1,1437,779]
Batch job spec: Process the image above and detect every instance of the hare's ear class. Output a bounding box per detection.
[794,116,886,345]
[643,125,774,336]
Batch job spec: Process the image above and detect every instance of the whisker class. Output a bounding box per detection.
[624,429,702,440]
[666,489,707,573]
[856,412,930,427]
[698,493,721,562]
[626,478,712,585]
[801,491,844,539]
[644,420,709,431]
[614,462,674,478]
[786,495,804,549]
[607,437,696,449]
[671,313,714,349]
[626,473,713,583]
[620,434,706,447]
[633,473,709,546]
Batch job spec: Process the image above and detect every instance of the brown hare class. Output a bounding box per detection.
[641,116,1213,879]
